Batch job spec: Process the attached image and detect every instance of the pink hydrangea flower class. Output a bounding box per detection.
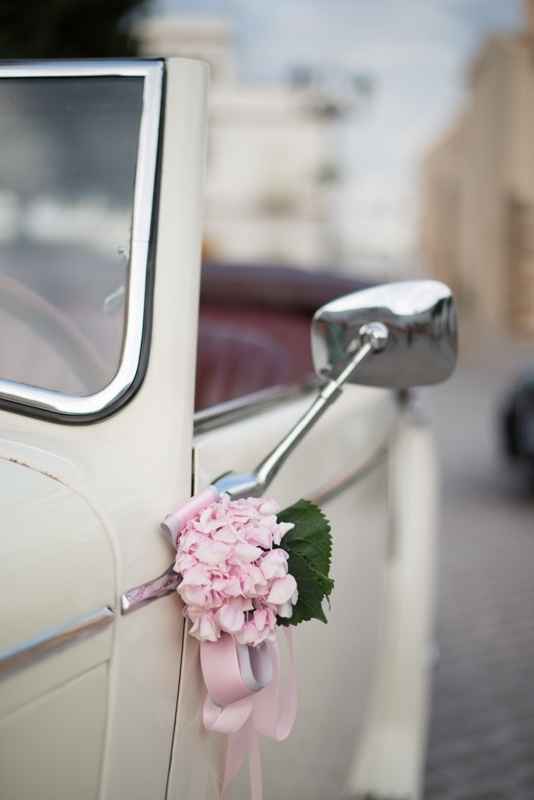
[174,494,298,645]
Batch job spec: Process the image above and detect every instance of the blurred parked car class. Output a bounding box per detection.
[501,371,534,476]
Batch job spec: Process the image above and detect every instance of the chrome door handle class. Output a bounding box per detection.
[121,564,179,615]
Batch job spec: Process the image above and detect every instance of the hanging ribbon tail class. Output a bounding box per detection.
[247,727,263,800]
[253,628,297,741]
[219,720,261,800]
[200,631,297,800]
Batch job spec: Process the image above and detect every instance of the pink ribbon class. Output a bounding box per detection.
[162,486,220,548]
[200,630,297,800]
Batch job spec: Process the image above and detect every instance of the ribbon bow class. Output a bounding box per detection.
[201,630,297,800]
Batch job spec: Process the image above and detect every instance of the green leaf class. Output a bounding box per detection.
[278,500,332,578]
[276,499,334,627]
[278,553,327,625]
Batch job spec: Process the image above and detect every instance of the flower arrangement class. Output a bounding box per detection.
[171,494,334,645]
[163,489,334,800]
[175,495,298,646]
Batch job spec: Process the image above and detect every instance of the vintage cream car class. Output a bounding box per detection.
[0,59,456,800]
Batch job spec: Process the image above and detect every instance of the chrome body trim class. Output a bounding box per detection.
[0,59,163,421]
[193,382,317,436]
[0,606,114,677]
[309,441,389,506]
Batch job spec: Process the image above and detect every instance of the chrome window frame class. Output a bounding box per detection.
[0,59,164,423]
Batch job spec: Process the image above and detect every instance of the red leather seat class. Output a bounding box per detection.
[195,263,372,410]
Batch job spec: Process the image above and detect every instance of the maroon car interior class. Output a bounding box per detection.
[195,263,371,411]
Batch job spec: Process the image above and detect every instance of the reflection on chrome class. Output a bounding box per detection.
[0,606,114,677]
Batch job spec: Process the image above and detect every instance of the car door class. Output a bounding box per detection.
[164,390,436,800]
[0,57,208,800]
[166,382,397,799]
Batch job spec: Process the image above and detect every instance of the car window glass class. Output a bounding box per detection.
[0,75,143,395]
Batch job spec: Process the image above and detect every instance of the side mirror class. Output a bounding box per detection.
[215,279,458,500]
[312,280,457,389]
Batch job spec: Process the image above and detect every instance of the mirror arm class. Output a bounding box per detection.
[213,323,388,500]
[121,336,379,615]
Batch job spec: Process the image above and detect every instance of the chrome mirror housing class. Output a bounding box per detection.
[311,280,457,388]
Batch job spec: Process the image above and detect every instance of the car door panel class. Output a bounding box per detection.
[168,387,397,799]
[0,457,115,715]
[0,460,115,649]
[0,664,108,800]
[257,462,389,800]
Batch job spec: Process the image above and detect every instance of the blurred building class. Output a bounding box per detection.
[138,16,353,269]
[421,1,534,335]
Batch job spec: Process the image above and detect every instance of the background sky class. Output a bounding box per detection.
[154,0,523,272]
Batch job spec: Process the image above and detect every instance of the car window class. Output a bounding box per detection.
[0,75,143,396]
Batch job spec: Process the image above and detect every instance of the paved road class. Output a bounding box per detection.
[424,329,534,799]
